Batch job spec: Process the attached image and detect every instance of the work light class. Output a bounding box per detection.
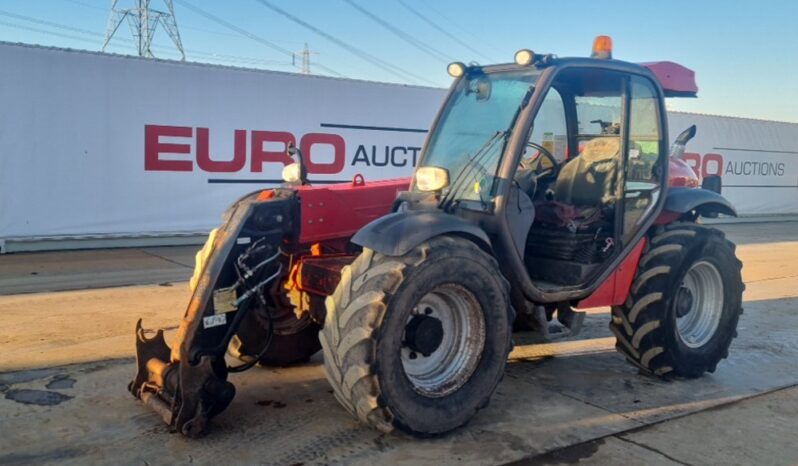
[514,49,535,66]
[282,162,302,183]
[447,62,466,78]
[591,35,613,59]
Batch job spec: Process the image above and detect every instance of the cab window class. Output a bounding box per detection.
[627,76,662,182]
[525,88,567,163]
[623,75,663,243]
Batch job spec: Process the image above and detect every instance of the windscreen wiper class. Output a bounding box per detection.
[439,130,505,212]
[439,85,536,212]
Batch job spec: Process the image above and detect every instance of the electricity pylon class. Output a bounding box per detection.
[293,43,318,74]
[102,0,185,60]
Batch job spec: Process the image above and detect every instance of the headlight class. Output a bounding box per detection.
[414,166,450,192]
[282,162,302,183]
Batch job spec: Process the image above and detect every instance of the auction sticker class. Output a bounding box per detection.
[203,314,227,329]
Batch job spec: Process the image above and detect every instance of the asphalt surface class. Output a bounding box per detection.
[0,222,797,465]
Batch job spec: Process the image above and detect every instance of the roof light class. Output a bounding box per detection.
[514,49,535,66]
[447,62,466,78]
[591,35,613,59]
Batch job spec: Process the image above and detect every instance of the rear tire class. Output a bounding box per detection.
[610,223,743,378]
[320,235,513,435]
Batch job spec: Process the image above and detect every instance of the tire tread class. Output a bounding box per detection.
[320,236,513,434]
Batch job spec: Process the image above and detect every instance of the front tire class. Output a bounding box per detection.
[230,310,321,366]
[320,235,513,435]
[610,223,743,378]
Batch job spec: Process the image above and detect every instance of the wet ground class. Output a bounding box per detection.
[1,222,797,465]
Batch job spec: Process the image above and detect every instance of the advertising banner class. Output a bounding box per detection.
[1,42,796,247]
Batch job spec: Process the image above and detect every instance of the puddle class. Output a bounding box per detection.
[256,399,287,408]
[5,389,73,406]
[509,438,604,465]
[0,368,61,386]
[46,375,76,390]
[77,358,133,374]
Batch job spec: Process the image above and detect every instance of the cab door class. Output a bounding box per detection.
[621,75,667,245]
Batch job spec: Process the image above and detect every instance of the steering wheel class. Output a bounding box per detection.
[520,142,559,181]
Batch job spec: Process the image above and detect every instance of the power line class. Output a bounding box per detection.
[0,20,105,45]
[0,10,291,68]
[0,8,100,37]
[60,0,106,11]
[422,2,504,56]
[173,0,346,78]
[253,0,437,86]
[342,0,452,64]
[59,0,256,40]
[394,0,494,63]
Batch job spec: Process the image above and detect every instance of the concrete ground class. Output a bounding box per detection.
[0,222,797,465]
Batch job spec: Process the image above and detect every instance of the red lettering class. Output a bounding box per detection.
[701,153,724,178]
[196,128,247,173]
[144,125,193,171]
[681,152,701,178]
[251,131,295,172]
[300,133,345,174]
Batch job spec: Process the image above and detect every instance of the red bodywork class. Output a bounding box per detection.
[277,115,699,308]
[281,176,409,303]
[577,239,646,308]
[295,177,409,244]
[582,157,700,306]
[640,61,698,97]
[668,157,700,188]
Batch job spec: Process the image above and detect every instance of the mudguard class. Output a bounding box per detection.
[351,210,491,257]
[664,187,737,217]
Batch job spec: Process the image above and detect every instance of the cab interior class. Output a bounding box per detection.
[513,67,664,289]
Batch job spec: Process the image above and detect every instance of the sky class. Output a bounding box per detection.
[1,0,797,123]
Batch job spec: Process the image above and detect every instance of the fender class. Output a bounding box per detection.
[664,187,737,217]
[351,210,491,256]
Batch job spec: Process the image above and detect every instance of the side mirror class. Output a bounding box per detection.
[283,143,308,185]
[669,125,697,159]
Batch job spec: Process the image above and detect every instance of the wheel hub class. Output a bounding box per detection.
[676,261,725,348]
[404,314,444,357]
[675,286,694,318]
[400,284,486,398]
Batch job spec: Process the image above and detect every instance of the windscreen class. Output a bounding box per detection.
[419,70,540,203]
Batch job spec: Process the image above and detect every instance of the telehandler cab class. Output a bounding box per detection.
[130,36,742,437]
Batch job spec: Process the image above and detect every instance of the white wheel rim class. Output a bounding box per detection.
[676,261,724,348]
[401,284,486,398]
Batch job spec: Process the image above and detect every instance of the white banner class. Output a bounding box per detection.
[0,43,439,239]
[1,42,796,244]
[668,113,798,216]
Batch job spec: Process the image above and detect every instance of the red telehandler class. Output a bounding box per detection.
[131,37,742,437]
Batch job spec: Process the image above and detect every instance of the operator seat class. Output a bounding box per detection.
[553,137,621,206]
